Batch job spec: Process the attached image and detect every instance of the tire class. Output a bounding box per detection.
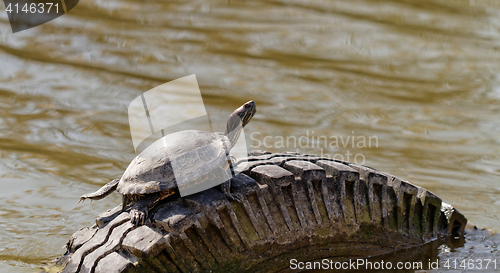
[59,152,467,273]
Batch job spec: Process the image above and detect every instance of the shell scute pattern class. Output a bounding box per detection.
[116,130,230,196]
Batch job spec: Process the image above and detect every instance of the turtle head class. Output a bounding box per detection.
[225,100,256,148]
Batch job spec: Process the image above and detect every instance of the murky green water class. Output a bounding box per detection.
[1,0,500,272]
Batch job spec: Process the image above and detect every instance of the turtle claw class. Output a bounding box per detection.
[130,209,147,226]
[225,192,243,203]
[221,180,242,203]
[232,194,243,203]
[78,197,86,204]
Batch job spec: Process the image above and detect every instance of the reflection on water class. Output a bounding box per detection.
[307,227,500,273]
[1,0,500,271]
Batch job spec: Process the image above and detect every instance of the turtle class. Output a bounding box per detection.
[79,100,256,226]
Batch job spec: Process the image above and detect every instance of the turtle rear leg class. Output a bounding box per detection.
[128,190,176,226]
[79,179,119,203]
[129,194,161,226]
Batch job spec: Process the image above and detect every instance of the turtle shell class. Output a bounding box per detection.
[116,130,231,195]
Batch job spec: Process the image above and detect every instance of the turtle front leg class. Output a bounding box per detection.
[221,158,242,202]
[221,180,242,202]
